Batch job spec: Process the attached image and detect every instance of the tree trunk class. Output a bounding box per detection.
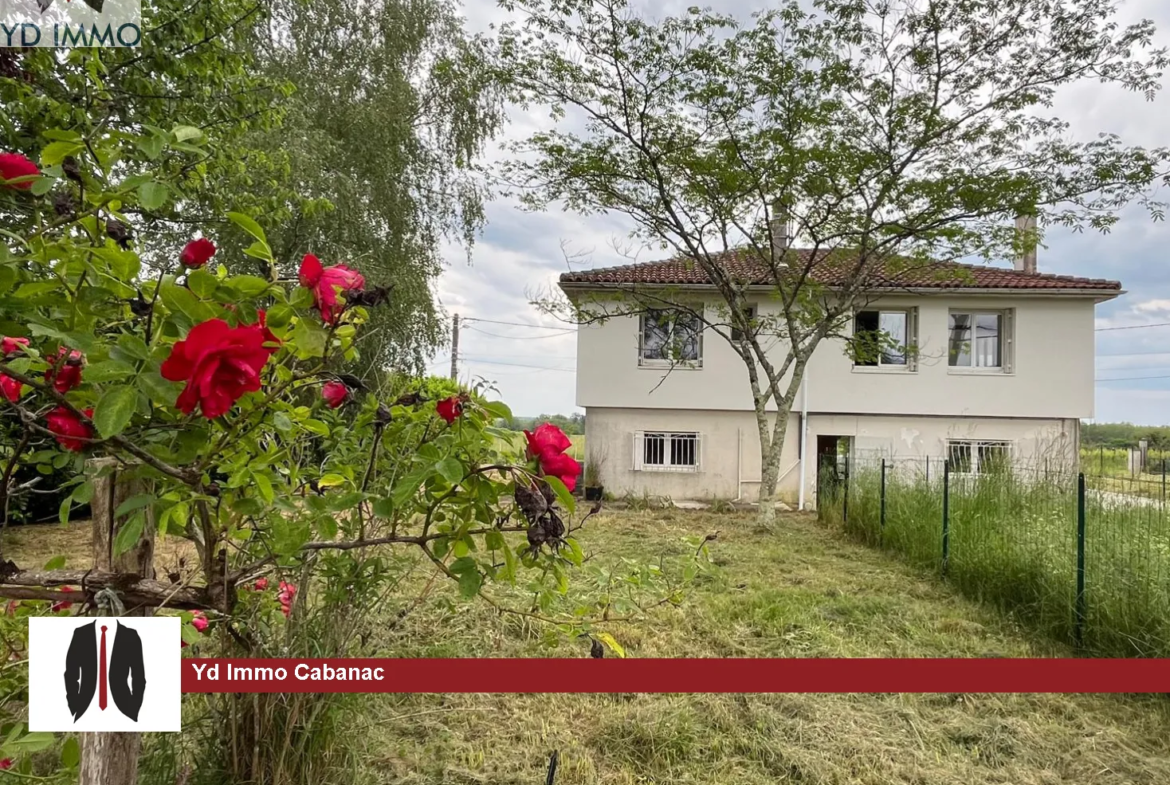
[79,458,154,785]
[756,416,787,527]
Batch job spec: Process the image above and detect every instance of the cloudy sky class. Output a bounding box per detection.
[435,0,1170,425]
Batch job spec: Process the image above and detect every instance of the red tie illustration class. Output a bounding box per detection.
[99,625,108,711]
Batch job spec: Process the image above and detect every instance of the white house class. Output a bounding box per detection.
[559,245,1122,507]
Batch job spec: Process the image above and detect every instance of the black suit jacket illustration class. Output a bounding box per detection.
[63,621,146,722]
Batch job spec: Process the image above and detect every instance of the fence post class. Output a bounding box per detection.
[842,455,850,524]
[1075,472,1086,648]
[880,459,887,537]
[1162,461,1166,506]
[941,460,950,577]
[79,458,155,785]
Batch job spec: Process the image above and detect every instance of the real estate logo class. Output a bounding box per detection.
[28,617,181,732]
[1,0,142,48]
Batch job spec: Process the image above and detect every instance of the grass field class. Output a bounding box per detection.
[6,509,1170,784]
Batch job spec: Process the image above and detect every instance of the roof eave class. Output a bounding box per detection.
[559,280,1122,301]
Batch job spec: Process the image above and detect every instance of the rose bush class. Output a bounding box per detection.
[0,115,704,782]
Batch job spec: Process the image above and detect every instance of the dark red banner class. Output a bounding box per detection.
[181,658,1170,693]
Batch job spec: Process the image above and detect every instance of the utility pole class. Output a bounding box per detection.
[450,313,460,381]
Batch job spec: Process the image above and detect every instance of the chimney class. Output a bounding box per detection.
[769,199,793,261]
[1014,214,1037,274]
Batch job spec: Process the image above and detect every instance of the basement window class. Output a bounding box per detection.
[731,304,758,343]
[947,440,1011,474]
[634,432,701,472]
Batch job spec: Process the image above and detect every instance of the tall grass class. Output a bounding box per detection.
[821,459,1170,657]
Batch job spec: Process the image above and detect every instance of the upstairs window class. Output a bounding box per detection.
[853,308,916,369]
[634,432,701,472]
[640,309,702,366]
[731,304,758,343]
[949,310,1013,371]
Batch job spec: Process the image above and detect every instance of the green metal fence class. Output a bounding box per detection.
[818,456,1170,658]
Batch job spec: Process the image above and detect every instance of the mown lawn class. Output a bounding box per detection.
[5,510,1170,785]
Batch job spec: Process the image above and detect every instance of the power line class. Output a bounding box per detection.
[464,326,575,340]
[462,317,576,331]
[461,357,575,372]
[462,351,577,360]
[1096,374,1170,382]
[1096,322,1170,332]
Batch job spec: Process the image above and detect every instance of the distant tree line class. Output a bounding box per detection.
[1082,422,1170,449]
[497,413,585,435]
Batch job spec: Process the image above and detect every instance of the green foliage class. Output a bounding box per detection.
[497,412,585,435]
[1082,422,1170,449]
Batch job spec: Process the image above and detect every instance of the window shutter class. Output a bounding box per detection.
[908,307,919,372]
[695,433,703,471]
[633,431,644,471]
[1003,309,1015,373]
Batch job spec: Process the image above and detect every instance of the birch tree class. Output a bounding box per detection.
[497,0,1170,523]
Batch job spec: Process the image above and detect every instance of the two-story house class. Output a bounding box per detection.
[559,245,1122,508]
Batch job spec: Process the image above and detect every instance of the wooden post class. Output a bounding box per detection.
[79,458,155,785]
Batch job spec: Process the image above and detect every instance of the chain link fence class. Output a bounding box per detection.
[818,456,1170,658]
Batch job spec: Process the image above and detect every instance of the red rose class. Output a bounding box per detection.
[540,451,582,492]
[298,254,365,325]
[161,316,280,419]
[278,580,297,617]
[524,423,580,491]
[46,407,93,452]
[1,336,29,356]
[45,347,84,393]
[0,758,12,770]
[180,238,217,268]
[0,152,38,190]
[50,585,76,612]
[191,611,209,633]
[0,375,21,403]
[253,577,269,591]
[322,380,349,409]
[524,423,572,460]
[436,396,463,424]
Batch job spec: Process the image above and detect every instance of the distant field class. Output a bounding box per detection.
[494,431,585,461]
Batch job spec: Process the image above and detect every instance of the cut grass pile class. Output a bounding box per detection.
[5,510,1170,784]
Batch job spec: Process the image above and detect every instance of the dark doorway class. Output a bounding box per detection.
[816,435,850,496]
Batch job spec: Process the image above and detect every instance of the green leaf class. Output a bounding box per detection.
[30,174,54,196]
[596,632,627,658]
[8,731,55,753]
[543,475,576,515]
[84,359,136,384]
[172,124,204,143]
[136,134,165,160]
[59,496,71,525]
[253,472,274,504]
[160,282,217,322]
[186,268,219,299]
[227,275,272,298]
[435,457,464,485]
[290,318,328,357]
[227,211,268,245]
[138,180,168,210]
[139,371,181,407]
[317,474,348,489]
[372,497,394,518]
[112,513,146,557]
[44,555,66,570]
[61,736,80,768]
[450,557,483,598]
[93,385,138,438]
[273,412,293,433]
[115,493,156,518]
[482,400,513,421]
[71,480,93,504]
[40,141,84,166]
[116,333,151,360]
[243,240,274,264]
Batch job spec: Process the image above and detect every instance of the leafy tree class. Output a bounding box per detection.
[498,0,1170,523]
[240,0,505,375]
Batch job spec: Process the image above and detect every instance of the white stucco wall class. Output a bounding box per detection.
[584,406,1079,505]
[573,292,1099,420]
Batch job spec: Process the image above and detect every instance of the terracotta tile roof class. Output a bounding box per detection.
[559,248,1122,292]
